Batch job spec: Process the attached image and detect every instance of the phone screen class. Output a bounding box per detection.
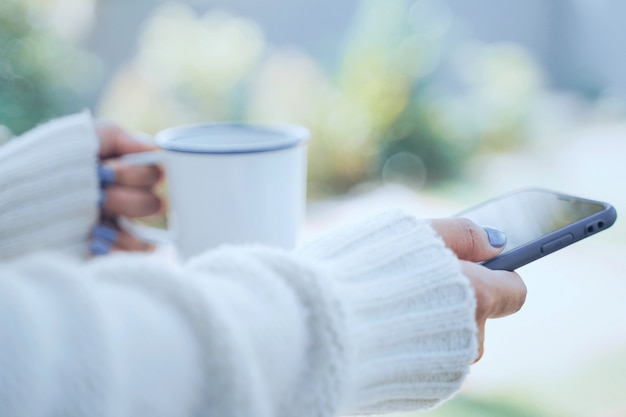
[460,189,606,255]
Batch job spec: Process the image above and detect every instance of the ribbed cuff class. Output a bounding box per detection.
[0,111,100,259]
[300,210,478,414]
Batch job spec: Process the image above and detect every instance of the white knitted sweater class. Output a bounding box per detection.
[0,114,478,417]
[0,111,99,259]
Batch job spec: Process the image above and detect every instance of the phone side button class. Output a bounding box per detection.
[541,233,575,254]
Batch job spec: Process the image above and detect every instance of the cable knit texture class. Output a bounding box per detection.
[0,210,477,417]
[299,210,478,414]
[0,111,100,259]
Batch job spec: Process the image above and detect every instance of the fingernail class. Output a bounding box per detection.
[98,189,107,208]
[483,226,507,248]
[90,238,112,256]
[93,225,118,243]
[97,164,116,186]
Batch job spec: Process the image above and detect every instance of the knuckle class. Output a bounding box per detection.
[147,166,161,183]
[143,193,162,215]
[128,166,161,186]
[473,282,493,321]
[458,218,483,258]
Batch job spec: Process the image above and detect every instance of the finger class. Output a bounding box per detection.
[89,238,113,256]
[101,186,162,218]
[92,224,118,242]
[97,123,155,159]
[89,224,118,256]
[97,164,117,187]
[105,159,162,187]
[462,261,527,320]
[430,218,507,262]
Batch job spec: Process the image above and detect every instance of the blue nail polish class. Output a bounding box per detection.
[484,226,507,248]
[93,225,118,243]
[90,238,112,256]
[97,164,116,186]
[98,189,107,208]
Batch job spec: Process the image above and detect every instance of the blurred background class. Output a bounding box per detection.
[1,0,625,415]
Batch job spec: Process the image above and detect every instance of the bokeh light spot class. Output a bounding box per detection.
[382,151,427,189]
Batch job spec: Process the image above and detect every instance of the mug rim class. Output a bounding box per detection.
[155,122,311,154]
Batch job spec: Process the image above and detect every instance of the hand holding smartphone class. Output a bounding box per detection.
[457,188,617,271]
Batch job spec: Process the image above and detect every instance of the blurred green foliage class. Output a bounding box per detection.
[98,0,544,197]
[422,394,565,417]
[333,0,462,189]
[0,0,94,134]
[1,0,544,197]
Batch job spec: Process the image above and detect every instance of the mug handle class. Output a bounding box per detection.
[117,150,172,245]
[117,216,172,245]
[120,150,164,165]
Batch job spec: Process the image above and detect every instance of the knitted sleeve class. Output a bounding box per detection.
[0,112,100,260]
[298,209,478,414]
[0,210,477,417]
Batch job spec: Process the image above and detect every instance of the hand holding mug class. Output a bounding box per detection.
[90,122,163,255]
[92,122,310,260]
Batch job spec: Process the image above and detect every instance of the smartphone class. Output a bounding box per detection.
[457,188,617,271]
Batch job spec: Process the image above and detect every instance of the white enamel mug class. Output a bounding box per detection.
[123,123,310,260]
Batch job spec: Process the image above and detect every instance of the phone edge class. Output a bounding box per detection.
[481,202,617,271]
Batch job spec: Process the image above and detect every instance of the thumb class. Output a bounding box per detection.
[97,122,155,159]
[430,218,507,262]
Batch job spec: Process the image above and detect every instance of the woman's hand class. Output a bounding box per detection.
[90,122,163,255]
[430,218,527,362]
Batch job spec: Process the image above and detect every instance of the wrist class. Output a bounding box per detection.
[0,111,100,259]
